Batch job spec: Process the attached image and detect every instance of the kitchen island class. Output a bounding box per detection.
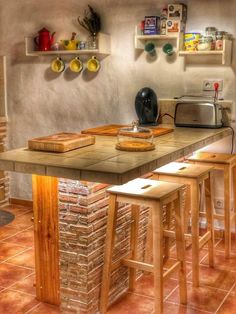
[0,125,232,313]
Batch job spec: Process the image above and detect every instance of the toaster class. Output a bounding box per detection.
[174,98,223,128]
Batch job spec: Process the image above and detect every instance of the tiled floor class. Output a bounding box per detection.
[1,204,236,313]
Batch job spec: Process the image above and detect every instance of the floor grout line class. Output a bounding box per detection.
[163,283,179,302]
[1,246,32,264]
[0,225,34,242]
[24,302,42,314]
[0,270,35,294]
[214,282,236,313]
[164,300,213,313]
[4,261,35,271]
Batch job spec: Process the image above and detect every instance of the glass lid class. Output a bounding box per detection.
[118,121,153,140]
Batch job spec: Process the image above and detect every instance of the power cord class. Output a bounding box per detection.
[227,125,235,154]
[157,113,174,123]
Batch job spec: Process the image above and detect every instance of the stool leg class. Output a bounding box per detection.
[173,191,187,305]
[152,201,163,314]
[205,173,215,267]
[224,165,231,258]
[129,205,140,291]
[100,195,118,314]
[144,209,153,265]
[164,202,172,262]
[191,181,200,287]
[184,185,191,235]
[232,166,236,232]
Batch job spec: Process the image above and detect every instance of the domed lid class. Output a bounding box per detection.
[118,121,153,140]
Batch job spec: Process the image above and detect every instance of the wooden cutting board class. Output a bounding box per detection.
[81,124,173,138]
[28,133,95,153]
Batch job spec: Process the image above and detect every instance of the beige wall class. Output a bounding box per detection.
[2,0,236,199]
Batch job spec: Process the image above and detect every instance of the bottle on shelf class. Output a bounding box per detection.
[160,8,168,35]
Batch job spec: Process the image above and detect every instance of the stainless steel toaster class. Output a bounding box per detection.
[174,96,223,128]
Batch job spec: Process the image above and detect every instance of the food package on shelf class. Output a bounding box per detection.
[166,20,186,33]
[144,16,160,35]
[168,4,187,23]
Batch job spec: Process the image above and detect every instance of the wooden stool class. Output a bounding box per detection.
[152,162,215,287]
[100,178,187,314]
[187,152,236,258]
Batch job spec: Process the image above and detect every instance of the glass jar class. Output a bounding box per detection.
[197,36,212,51]
[116,121,155,151]
[205,27,217,50]
[215,31,224,50]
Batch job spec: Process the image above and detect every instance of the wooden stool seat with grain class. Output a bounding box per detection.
[152,162,215,287]
[187,152,236,258]
[100,178,187,314]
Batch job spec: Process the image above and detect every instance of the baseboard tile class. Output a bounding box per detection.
[10,198,33,207]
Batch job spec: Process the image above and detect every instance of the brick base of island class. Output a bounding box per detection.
[58,178,149,313]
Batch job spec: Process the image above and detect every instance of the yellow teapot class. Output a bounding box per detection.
[61,39,79,50]
[61,32,79,50]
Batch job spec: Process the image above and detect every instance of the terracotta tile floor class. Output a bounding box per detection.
[1,204,236,313]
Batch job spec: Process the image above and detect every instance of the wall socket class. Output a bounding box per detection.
[203,79,223,91]
[214,198,224,209]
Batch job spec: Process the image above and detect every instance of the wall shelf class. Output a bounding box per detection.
[25,33,111,57]
[179,39,232,65]
[134,26,180,50]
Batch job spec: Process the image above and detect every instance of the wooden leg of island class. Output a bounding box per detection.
[32,174,60,305]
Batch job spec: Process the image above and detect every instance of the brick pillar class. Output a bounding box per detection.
[58,179,149,314]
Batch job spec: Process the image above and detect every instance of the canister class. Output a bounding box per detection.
[184,33,200,51]
[197,36,212,51]
[205,27,216,50]
[215,31,224,50]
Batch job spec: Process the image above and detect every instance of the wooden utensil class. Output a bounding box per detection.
[28,132,95,153]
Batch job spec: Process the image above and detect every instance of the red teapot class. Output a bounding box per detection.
[34,28,55,51]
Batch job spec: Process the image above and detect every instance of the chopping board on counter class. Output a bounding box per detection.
[28,132,95,153]
[81,124,173,138]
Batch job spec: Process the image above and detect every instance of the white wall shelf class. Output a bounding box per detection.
[134,26,181,51]
[25,33,111,57]
[179,39,232,65]
[134,23,232,66]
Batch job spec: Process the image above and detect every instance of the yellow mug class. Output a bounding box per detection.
[87,56,100,72]
[50,57,65,73]
[69,57,83,73]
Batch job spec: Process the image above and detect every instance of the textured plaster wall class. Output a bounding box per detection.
[2,0,236,199]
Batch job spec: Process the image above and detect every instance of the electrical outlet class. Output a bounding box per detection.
[214,198,224,209]
[203,79,223,91]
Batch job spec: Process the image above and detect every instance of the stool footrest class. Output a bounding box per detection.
[199,231,211,249]
[111,253,131,271]
[163,261,181,280]
[122,258,153,272]
[164,229,192,240]
[122,258,181,280]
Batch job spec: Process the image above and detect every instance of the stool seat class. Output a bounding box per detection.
[153,162,213,178]
[188,152,236,165]
[108,178,184,200]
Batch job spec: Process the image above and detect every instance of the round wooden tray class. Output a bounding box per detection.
[116,141,155,152]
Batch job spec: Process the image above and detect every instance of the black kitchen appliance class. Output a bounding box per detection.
[135,87,159,126]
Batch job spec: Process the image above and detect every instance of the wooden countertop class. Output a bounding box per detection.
[0,125,231,184]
